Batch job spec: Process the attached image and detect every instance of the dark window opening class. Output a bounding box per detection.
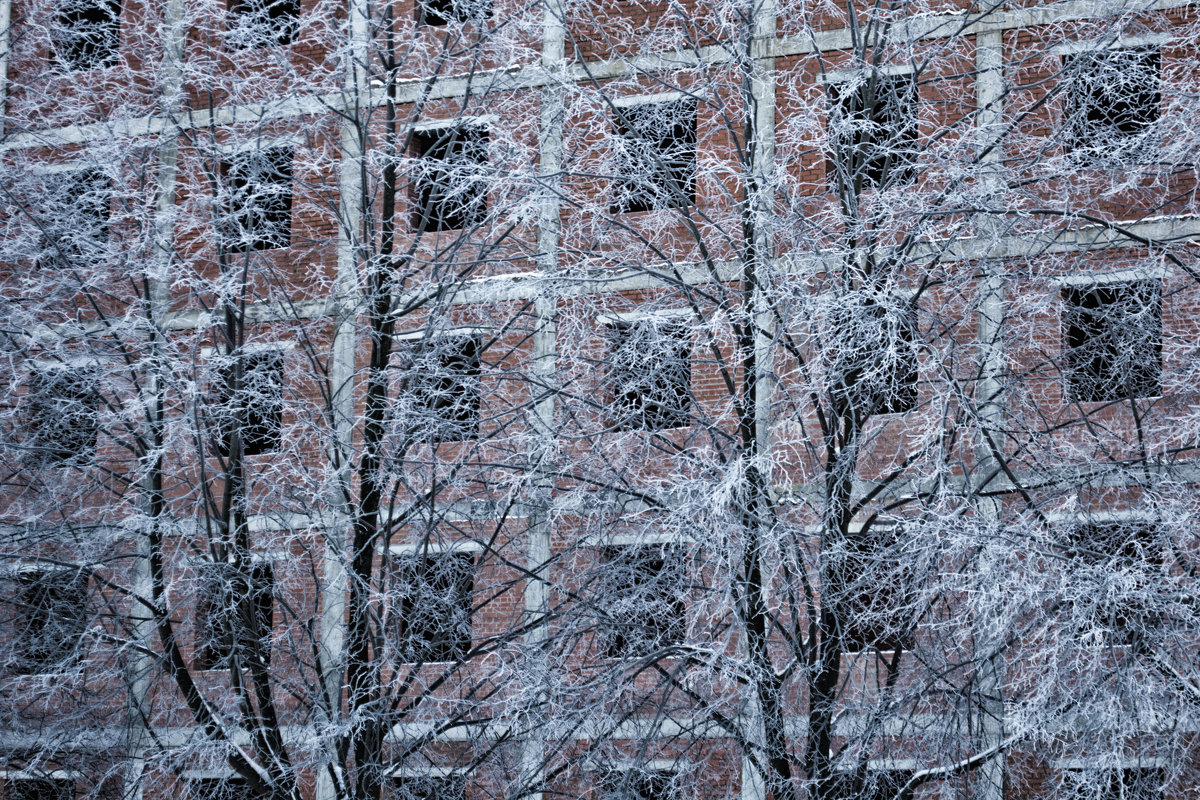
[828,770,915,800]
[227,0,301,47]
[1064,768,1165,800]
[54,0,120,70]
[12,568,88,675]
[410,127,489,232]
[601,544,686,659]
[25,368,100,466]
[415,0,491,25]
[399,336,482,442]
[1063,281,1161,402]
[194,561,274,670]
[392,775,466,800]
[1067,522,1159,644]
[606,770,677,800]
[211,350,285,458]
[612,99,697,214]
[608,319,692,431]
[1063,47,1160,160]
[834,526,915,653]
[40,169,111,270]
[219,148,293,252]
[827,298,919,418]
[392,551,474,664]
[827,71,918,189]
[189,778,254,800]
[4,778,74,800]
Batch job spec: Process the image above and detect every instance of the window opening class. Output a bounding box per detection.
[194,561,274,670]
[54,0,120,70]
[611,99,697,214]
[227,0,301,47]
[834,526,915,653]
[391,551,475,664]
[4,777,74,800]
[1067,522,1159,644]
[392,775,466,800]
[219,148,293,252]
[189,778,254,800]
[1063,47,1160,160]
[415,0,491,26]
[828,770,915,800]
[12,568,88,675]
[600,544,686,659]
[211,350,285,458]
[607,319,692,431]
[410,127,489,232]
[827,71,918,189]
[398,336,482,442]
[1063,280,1161,402]
[40,169,111,270]
[826,297,918,417]
[25,367,100,466]
[1064,767,1165,800]
[606,770,678,800]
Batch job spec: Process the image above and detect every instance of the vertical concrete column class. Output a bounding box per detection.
[972,25,1008,800]
[123,0,187,797]
[520,1,566,797]
[317,1,371,798]
[743,1,777,799]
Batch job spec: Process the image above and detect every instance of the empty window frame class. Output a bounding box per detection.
[605,769,678,800]
[39,169,111,269]
[1062,280,1161,402]
[188,778,254,800]
[828,770,914,800]
[392,775,466,800]
[398,335,482,442]
[3,777,74,800]
[826,298,918,417]
[410,126,489,232]
[607,319,692,431]
[600,544,686,659]
[53,0,120,70]
[391,550,475,664]
[11,568,88,675]
[194,561,274,670]
[826,71,918,189]
[834,526,915,653]
[1066,521,1159,643]
[227,0,301,47]
[219,147,294,252]
[210,349,285,458]
[1062,47,1161,160]
[24,367,100,466]
[611,99,697,214]
[1063,767,1165,800]
[415,0,491,26]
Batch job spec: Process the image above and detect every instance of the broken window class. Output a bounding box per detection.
[1063,47,1161,161]
[398,336,482,442]
[827,71,918,189]
[826,297,919,417]
[606,770,678,800]
[415,0,491,26]
[39,169,111,270]
[4,777,74,800]
[1066,522,1160,644]
[600,544,686,659]
[607,319,692,431]
[12,568,88,675]
[194,561,274,670]
[833,525,915,653]
[611,99,697,214]
[392,775,466,800]
[211,350,285,458]
[219,147,294,252]
[410,126,489,232]
[227,0,301,47]
[391,550,475,664]
[25,367,100,466]
[53,0,120,70]
[1063,280,1161,402]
